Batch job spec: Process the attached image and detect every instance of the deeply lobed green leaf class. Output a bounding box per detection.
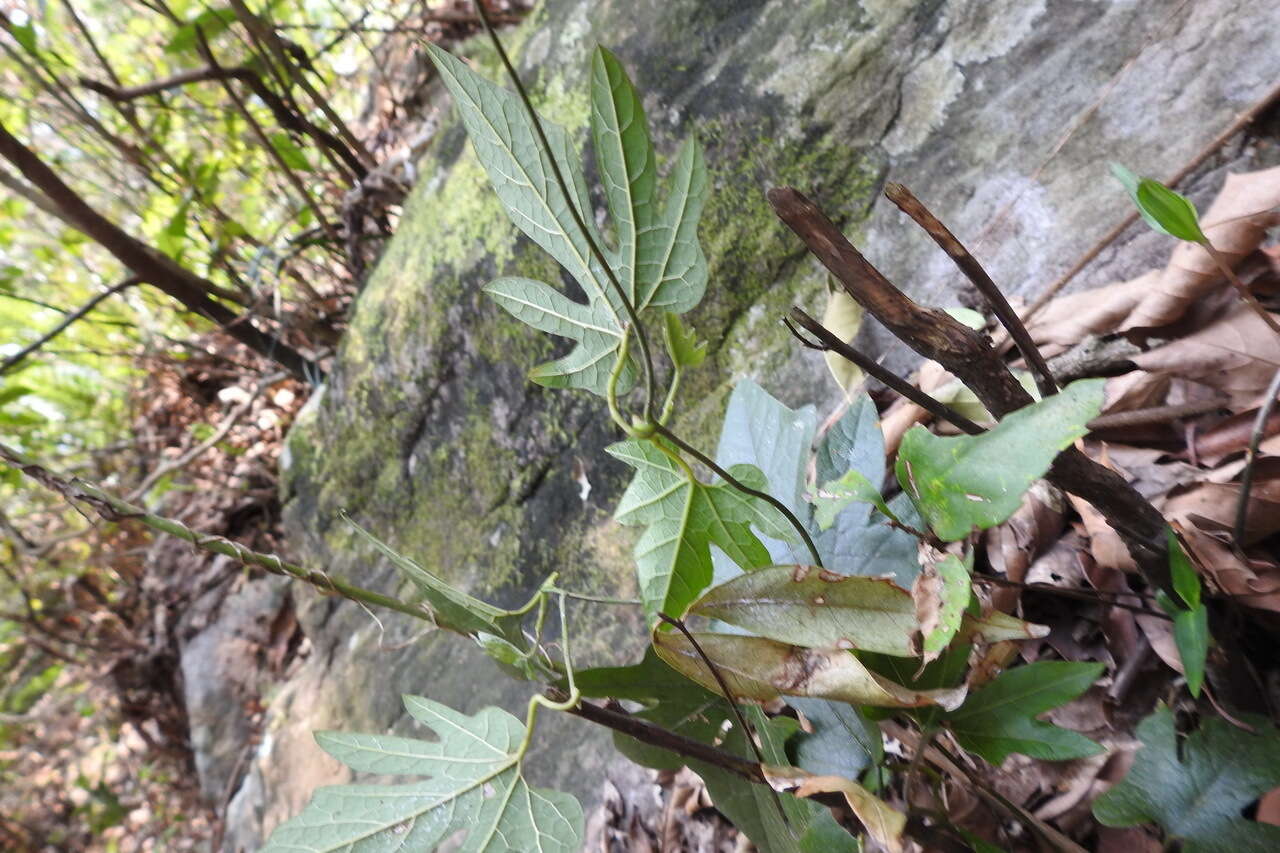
[427,43,707,396]
[608,439,794,625]
[261,696,583,853]
[943,661,1104,764]
[1094,706,1280,852]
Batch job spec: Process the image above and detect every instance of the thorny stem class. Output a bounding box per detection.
[0,442,428,622]
[473,0,657,424]
[651,422,824,568]
[883,183,1059,398]
[1235,366,1280,547]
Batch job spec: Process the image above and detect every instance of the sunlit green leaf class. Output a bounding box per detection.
[663,311,706,368]
[1110,163,1207,243]
[1094,706,1280,853]
[261,696,583,853]
[896,379,1104,541]
[165,6,237,54]
[608,439,794,625]
[268,132,312,171]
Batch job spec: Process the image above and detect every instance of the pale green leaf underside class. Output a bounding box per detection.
[344,514,524,646]
[607,439,794,625]
[261,696,583,853]
[896,379,1105,541]
[428,43,706,396]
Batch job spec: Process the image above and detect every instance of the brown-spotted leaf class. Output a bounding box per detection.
[765,767,906,853]
[652,631,967,710]
[914,551,972,660]
[688,565,919,656]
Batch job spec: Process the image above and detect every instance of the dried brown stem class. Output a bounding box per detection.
[768,186,1173,595]
[786,307,983,435]
[883,182,1059,397]
[0,121,321,381]
[1235,367,1280,547]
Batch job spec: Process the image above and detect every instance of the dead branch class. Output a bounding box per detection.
[0,121,322,382]
[80,64,366,182]
[768,186,1173,596]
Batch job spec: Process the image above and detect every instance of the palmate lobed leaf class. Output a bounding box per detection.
[896,379,1105,541]
[607,439,796,625]
[1094,706,1280,853]
[261,696,583,853]
[426,43,707,397]
[943,661,1104,764]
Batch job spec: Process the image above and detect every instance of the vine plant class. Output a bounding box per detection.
[1,17,1249,853]
[246,27,1177,852]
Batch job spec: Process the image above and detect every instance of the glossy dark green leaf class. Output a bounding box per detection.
[896,379,1104,541]
[1158,589,1209,698]
[944,661,1104,764]
[1094,707,1280,852]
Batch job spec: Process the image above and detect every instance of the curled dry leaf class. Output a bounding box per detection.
[651,631,968,710]
[1123,165,1280,331]
[764,766,906,853]
[1180,528,1280,613]
[822,284,865,396]
[1161,457,1280,546]
[1189,407,1280,466]
[985,482,1067,581]
[1027,272,1157,356]
[1128,304,1280,409]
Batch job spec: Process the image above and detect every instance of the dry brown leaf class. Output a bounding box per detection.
[1190,407,1280,466]
[1027,272,1157,354]
[984,482,1067,612]
[1160,457,1280,545]
[1127,304,1280,409]
[1069,494,1137,574]
[880,360,951,453]
[1181,528,1280,613]
[764,767,906,853]
[1123,165,1280,330]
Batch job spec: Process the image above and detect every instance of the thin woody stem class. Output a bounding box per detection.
[0,442,428,622]
[883,182,1059,398]
[650,422,824,567]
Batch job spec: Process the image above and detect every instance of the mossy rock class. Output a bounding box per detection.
[234,0,1280,843]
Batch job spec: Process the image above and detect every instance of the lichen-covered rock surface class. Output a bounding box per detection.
[225,0,1280,844]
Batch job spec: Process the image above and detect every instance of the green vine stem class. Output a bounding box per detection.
[650,423,824,568]
[0,442,430,622]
